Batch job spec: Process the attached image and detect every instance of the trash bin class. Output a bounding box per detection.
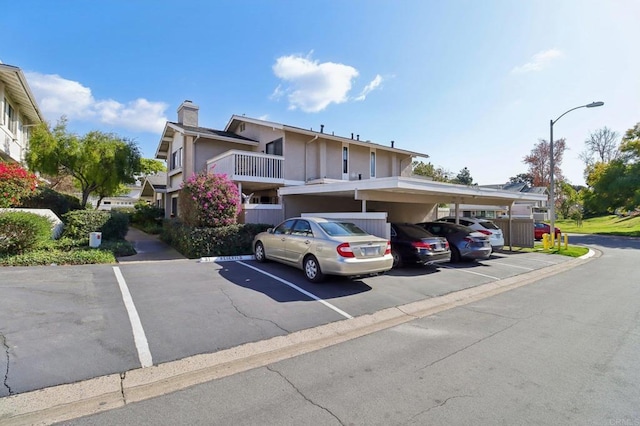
[89,232,102,248]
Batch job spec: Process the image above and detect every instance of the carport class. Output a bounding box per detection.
[278,176,548,248]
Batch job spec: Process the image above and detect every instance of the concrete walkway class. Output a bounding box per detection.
[116,227,187,262]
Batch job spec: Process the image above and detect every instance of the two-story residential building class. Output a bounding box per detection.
[0,63,43,164]
[155,100,547,230]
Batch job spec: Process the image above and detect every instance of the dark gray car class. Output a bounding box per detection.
[415,222,492,262]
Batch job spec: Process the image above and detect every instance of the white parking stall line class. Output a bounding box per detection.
[113,267,153,368]
[440,264,500,280]
[487,262,534,271]
[237,261,353,320]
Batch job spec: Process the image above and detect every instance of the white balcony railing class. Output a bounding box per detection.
[206,150,284,182]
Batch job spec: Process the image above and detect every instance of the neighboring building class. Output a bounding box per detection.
[448,182,550,220]
[140,172,167,208]
[0,62,43,164]
[155,100,547,227]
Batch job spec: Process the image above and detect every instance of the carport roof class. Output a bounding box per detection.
[278,176,548,206]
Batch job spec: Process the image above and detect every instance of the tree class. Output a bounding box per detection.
[26,118,141,208]
[582,122,640,215]
[411,161,452,182]
[557,181,581,219]
[523,138,567,188]
[452,167,473,185]
[579,127,620,169]
[0,162,38,207]
[139,158,166,179]
[508,173,534,187]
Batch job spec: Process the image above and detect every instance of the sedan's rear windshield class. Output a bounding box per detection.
[480,221,500,230]
[319,222,369,236]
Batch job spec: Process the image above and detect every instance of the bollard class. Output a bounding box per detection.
[557,233,561,250]
[564,233,568,250]
[542,233,549,250]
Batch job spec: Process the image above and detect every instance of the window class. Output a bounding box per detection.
[291,220,313,237]
[171,197,178,217]
[171,147,182,170]
[273,219,295,235]
[3,98,16,134]
[370,151,376,177]
[266,138,283,156]
[239,123,246,132]
[342,146,349,174]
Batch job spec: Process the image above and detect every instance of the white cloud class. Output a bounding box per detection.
[25,72,168,133]
[355,74,383,101]
[272,53,359,112]
[511,49,564,74]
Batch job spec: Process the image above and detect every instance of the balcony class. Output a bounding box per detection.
[206,150,284,184]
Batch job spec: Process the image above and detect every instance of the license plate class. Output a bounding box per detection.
[363,247,378,256]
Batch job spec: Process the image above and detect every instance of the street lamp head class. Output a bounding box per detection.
[586,101,604,108]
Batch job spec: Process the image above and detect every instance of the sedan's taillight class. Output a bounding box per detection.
[411,241,432,251]
[384,241,391,255]
[336,242,355,258]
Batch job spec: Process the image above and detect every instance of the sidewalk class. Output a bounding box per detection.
[116,227,187,262]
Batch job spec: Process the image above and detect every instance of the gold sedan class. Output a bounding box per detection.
[253,217,393,282]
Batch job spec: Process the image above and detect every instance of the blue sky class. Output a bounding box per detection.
[2,0,638,186]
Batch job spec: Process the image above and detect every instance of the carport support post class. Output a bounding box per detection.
[508,201,514,251]
[361,199,367,213]
[455,203,460,223]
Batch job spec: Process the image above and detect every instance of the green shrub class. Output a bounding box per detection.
[19,187,83,217]
[0,236,134,266]
[62,210,129,240]
[161,220,271,258]
[0,211,53,255]
[131,202,164,225]
[0,248,116,266]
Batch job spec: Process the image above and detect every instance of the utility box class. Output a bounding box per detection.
[89,232,102,248]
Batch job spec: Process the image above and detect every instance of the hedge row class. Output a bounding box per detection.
[62,210,129,240]
[0,211,53,255]
[161,220,272,258]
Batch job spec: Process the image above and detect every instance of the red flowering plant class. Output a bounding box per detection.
[0,162,38,208]
[179,170,241,227]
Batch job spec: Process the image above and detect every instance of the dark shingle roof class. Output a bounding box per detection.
[168,122,257,143]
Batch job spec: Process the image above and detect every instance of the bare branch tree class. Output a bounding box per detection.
[579,127,620,167]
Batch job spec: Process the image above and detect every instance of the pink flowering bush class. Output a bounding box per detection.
[0,162,38,208]
[179,171,241,227]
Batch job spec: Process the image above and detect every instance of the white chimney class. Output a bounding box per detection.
[177,100,199,127]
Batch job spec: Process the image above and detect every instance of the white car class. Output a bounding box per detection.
[437,216,504,251]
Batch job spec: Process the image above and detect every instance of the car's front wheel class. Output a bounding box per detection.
[303,255,324,282]
[254,241,266,262]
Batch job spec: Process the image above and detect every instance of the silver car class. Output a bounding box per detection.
[253,217,393,282]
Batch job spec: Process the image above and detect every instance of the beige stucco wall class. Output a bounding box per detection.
[368,201,437,223]
[194,139,254,173]
[283,131,306,182]
[283,195,361,219]
[239,122,284,152]
[283,195,437,224]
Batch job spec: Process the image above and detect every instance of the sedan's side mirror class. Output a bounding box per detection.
[267,228,274,234]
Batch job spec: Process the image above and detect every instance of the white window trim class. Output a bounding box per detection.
[370,149,377,178]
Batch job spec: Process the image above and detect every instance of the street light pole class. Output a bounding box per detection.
[549,101,604,241]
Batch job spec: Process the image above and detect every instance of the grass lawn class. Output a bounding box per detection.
[507,243,590,258]
[555,215,640,237]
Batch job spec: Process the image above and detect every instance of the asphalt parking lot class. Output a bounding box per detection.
[0,251,573,397]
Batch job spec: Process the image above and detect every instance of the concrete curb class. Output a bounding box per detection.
[199,255,255,263]
[0,253,595,425]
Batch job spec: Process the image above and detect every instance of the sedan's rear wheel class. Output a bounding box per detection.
[391,249,403,268]
[450,246,461,263]
[254,241,266,263]
[303,255,324,283]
